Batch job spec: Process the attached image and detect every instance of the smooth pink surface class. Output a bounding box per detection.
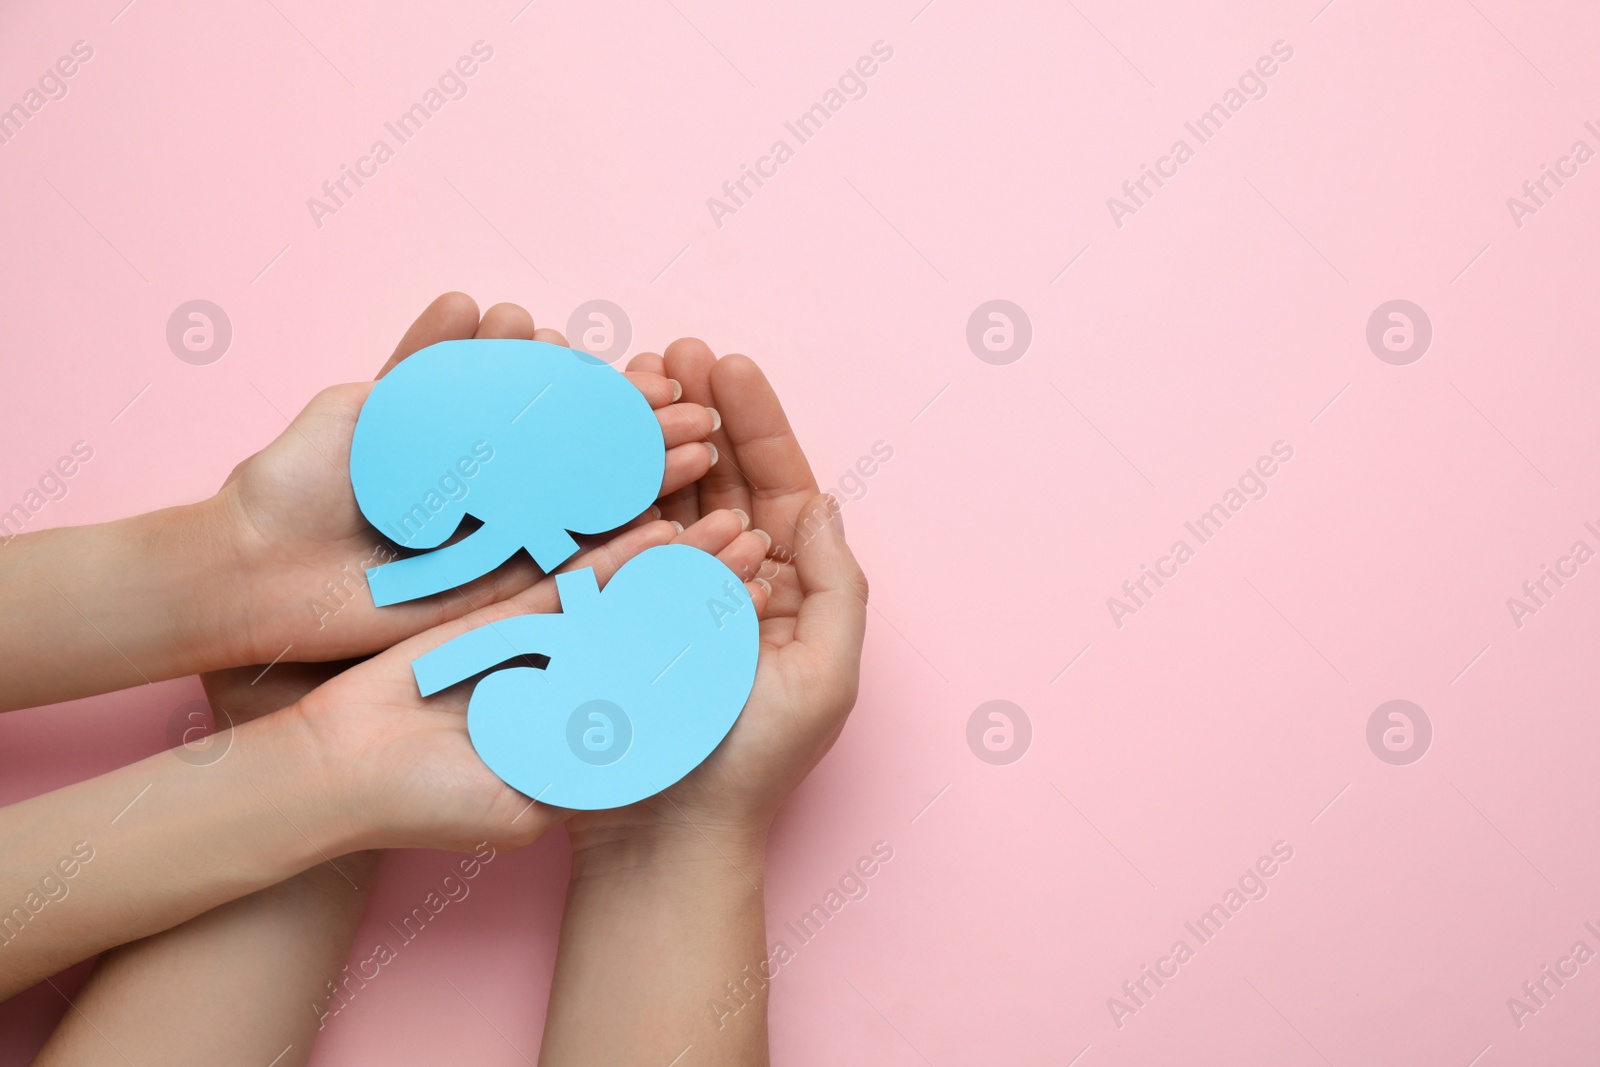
[3,0,1599,1063]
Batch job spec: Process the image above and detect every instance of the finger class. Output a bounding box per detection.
[378,292,480,378]
[613,504,664,535]
[669,511,770,601]
[745,579,771,617]
[513,328,676,414]
[662,337,717,402]
[498,519,680,620]
[569,504,665,557]
[710,354,819,554]
[559,518,681,589]
[687,505,772,581]
[659,403,717,449]
[717,530,772,583]
[751,554,793,617]
[791,494,867,671]
[664,339,752,518]
[655,483,699,530]
[668,507,743,556]
[658,442,718,519]
[627,352,666,375]
[627,372,682,409]
[477,302,536,339]
[401,518,685,705]
[485,519,679,625]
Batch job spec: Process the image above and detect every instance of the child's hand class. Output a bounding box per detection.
[564,343,867,859]
[201,293,722,671]
[32,657,373,1067]
[200,657,346,728]
[284,505,773,853]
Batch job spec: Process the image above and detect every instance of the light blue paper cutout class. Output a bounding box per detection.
[411,544,760,810]
[350,339,665,607]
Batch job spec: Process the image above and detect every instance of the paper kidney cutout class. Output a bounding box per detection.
[410,544,759,810]
[350,339,664,607]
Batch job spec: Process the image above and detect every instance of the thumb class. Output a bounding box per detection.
[376,292,480,379]
[792,494,868,670]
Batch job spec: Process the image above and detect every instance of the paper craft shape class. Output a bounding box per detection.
[350,339,665,606]
[410,544,760,810]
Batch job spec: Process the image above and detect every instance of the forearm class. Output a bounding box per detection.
[33,656,378,1065]
[33,851,379,1067]
[541,828,771,1066]
[0,500,240,711]
[0,709,358,998]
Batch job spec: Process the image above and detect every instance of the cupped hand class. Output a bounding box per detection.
[282,505,773,854]
[567,341,868,856]
[203,294,722,670]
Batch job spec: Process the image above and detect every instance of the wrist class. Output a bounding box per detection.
[0,500,252,711]
[73,500,251,679]
[177,490,266,669]
[115,494,263,675]
[238,705,370,861]
[546,806,771,1067]
[569,814,768,885]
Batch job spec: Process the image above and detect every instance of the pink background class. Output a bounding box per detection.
[3,0,1599,1062]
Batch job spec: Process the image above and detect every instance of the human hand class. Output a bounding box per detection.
[193,293,723,671]
[30,656,377,1067]
[284,505,773,854]
[565,341,868,864]
[538,345,865,1066]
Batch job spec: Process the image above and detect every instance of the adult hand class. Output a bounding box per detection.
[566,341,868,857]
[540,342,868,1067]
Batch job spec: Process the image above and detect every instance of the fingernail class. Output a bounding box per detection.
[753,527,772,551]
[649,505,662,519]
[826,494,846,542]
[670,520,684,533]
[753,577,772,595]
[731,507,750,530]
[705,442,719,465]
[668,378,683,402]
[707,407,722,432]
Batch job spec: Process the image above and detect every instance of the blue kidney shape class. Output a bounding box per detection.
[350,339,664,607]
[409,544,760,810]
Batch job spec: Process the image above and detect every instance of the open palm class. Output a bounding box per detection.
[567,343,868,849]
[246,504,770,854]
[212,294,720,668]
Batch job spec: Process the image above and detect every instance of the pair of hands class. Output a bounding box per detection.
[198,293,867,860]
